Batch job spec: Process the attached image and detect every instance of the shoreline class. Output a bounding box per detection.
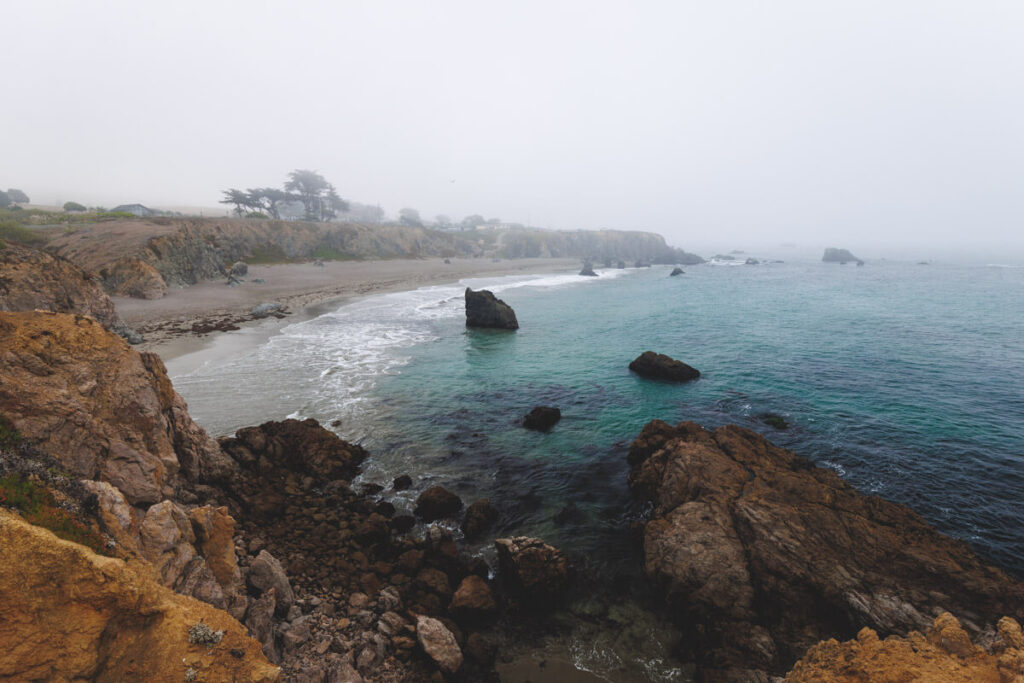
[115,256,579,365]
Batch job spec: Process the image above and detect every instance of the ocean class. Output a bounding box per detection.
[169,253,1024,681]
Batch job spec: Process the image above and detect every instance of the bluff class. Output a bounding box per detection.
[0,509,278,682]
[0,241,140,341]
[627,420,1024,681]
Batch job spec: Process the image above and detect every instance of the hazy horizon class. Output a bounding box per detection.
[4,1,1023,252]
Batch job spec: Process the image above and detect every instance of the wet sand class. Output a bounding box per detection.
[115,257,578,362]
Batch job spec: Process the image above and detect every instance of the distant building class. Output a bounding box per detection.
[111,203,156,217]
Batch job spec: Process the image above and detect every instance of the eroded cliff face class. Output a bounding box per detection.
[0,311,231,503]
[784,612,1024,682]
[0,509,279,683]
[0,241,120,328]
[627,420,1024,681]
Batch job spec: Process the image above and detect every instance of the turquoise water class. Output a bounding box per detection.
[172,256,1024,680]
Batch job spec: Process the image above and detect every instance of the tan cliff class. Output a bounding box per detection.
[0,311,233,504]
[785,612,1024,682]
[0,509,278,682]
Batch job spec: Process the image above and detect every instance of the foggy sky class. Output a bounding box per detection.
[4,1,1023,250]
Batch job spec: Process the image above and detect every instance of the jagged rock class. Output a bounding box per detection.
[627,419,1024,680]
[785,612,1024,682]
[251,302,283,318]
[139,500,199,587]
[495,536,571,606]
[414,486,464,521]
[244,588,280,664]
[628,350,701,382]
[823,247,864,265]
[0,312,230,502]
[461,498,498,540]
[579,262,598,276]
[464,288,518,330]
[249,550,295,617]
[0,510,278,682]
[449,575,497,621]
[230,261,249,276]
[189,505,246,617]
[79,479,135,548]
[669,267,684,276]
[523,406,561,431]
[99,256,169,299]
[416,615,463,673]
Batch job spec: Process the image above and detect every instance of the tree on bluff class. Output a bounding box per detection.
[285,170,348,221]
[6,189,29,204]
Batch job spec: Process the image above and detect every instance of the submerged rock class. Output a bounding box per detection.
[523,406,561,431]
[760,412,788,430]
[464,287,519,330]
[414,486,464,521]
[461,499,499,540]
[628,351,701,382]
[669,267,684,276]
[579,262,598,276]
[627,419,1024,680]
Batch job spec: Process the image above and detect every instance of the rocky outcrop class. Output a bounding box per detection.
[99,255,169,299]
[465,287,519,330]
[0,509,278,682]
[414,485,464,521]
[523,405,561,431]
[579,262,598,276]
[462,498,499,540]
[785,612,1024,682]
[416,615,463,673]
[627,420,1024,680]
[0,311,229,503]
[629,351,701,382]
[0,241,143,342]
[823,247,864,265]
[670,267,684,276]
[495,536,571,607]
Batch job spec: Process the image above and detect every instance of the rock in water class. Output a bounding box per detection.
[464,288,518,330]
[523,406,561,431]
[579,262,598,276]
[495,536,571,606]
[823,247,864,265]
[416,615,463,673]
[628,351,700,382]
[414,486,464,521]
[745,257,760,265]
[669,267,684,276]
[461,498,499,540]
[617,260,626,269]
[627,420,1024,680]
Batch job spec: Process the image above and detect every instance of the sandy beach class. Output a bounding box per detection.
[115,257,579,362]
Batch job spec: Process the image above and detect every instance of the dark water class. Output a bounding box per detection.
[172,257,1024,680]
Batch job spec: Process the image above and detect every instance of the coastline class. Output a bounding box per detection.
[114,256,579,364]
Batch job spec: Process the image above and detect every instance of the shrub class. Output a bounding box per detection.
[0,415,22,449]
[63,201,87,212]
[0,473,108,555]
[0,219,47,246]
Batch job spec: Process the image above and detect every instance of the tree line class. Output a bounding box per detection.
[220,170,348,221]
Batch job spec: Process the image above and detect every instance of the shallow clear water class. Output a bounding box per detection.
[171,257,1024,680]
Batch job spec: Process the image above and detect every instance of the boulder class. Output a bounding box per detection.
[415,615,463,673]
[464,288,518,330]
[449,575,497,621]
[0,510,278,682]
[579,262,598,276]
[414,486,464,521]
[785,613,1024,682]
[461,498,499,540]
[495,536,571,606]
[627,419,1024,680]
[251,302,283,318]
[628,351,701,382]
[669,267,684,276]
[230,261,248,276]
[523,406,561,431]
[248,550,295,617]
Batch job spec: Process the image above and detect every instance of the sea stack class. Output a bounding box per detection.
[465,288,519,330]
[670,267,684,276]
[629,351,700,382]
[822,247,864,265]
[579,262,598,277]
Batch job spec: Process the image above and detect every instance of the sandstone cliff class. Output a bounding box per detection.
[0,311,231,503]
[784,612,1024,682]
[48,217,702,297]
[0,509,279,682]
[0,241,140,341]
[627,420,1024,681]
